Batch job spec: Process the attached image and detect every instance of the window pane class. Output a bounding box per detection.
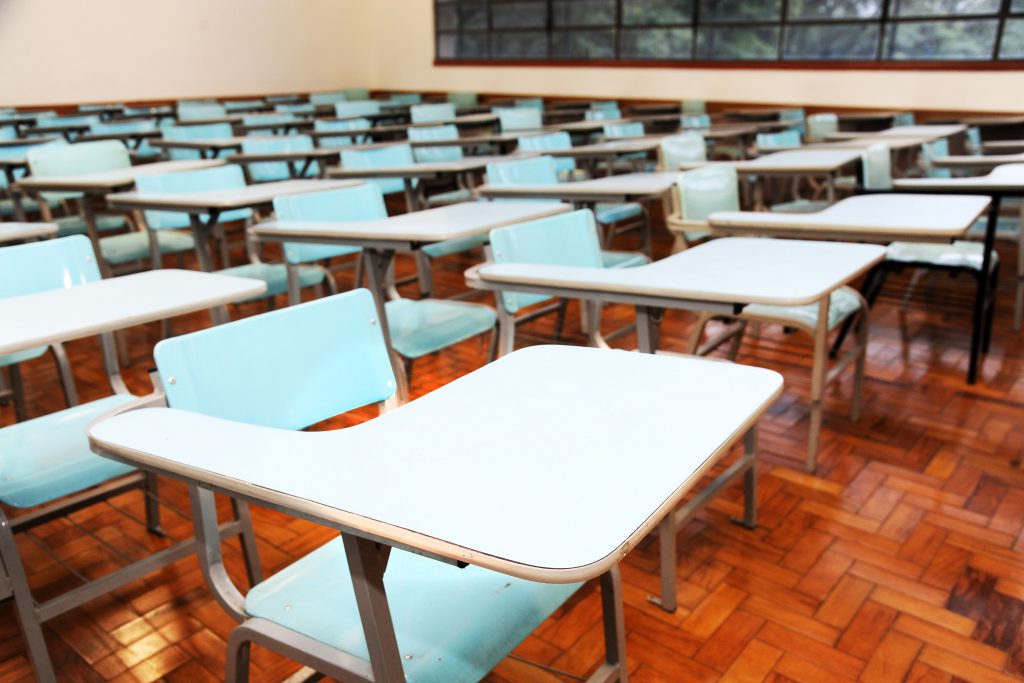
[1013,0,1024,10]
[437,32,489,59]
[491,1,546,28]
[787,0,882,19]
[892,0,1000,17]
[491,30,549,57]
[699,0,782,22]
[435,1,487,30]
[886,19,998,58]
[622,0,694,25]
[553,0,616,25]
[551,29,617,57]
[697,25,780,58]
[621,27,694,57]
[999,18,1024,58]
[784,22,879,58]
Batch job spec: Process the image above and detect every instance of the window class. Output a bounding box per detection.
[434,0,1024,62]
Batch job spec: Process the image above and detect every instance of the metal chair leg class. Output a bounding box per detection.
[8,363,27,423]
[225,628,253,683]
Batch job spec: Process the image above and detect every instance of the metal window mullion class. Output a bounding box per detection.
[995,0,1013,59]
[779,0,789,61]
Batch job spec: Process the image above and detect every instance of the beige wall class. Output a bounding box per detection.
[0,0,368,107]
[368,0,1024,113]
[3,0,1022,112]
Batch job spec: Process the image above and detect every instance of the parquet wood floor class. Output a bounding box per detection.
[2,209,1024,683]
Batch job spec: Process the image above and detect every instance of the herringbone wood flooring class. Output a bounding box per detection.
[2,210,1024,683]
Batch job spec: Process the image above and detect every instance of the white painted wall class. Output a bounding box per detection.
[2,0,1022,112]
[0,0,369,107]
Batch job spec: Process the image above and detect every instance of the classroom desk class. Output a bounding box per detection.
[89,344,783,654]
[545,137,663,175]
[0,222,57,244]
[0,267,265,680]
[106,179,361,272]
[15,159,224,274]
[326,155,511,210]
[837,111,903,131]
[681,149,863,205]
[725,107,790,122]
[79,129,162,150]
[150,137,246,159]
[253,200,569,389]
[469,237,882,471]
[237,119,314,135]
[891,165,1024,383]
[24,122,92,141]
[226,147,343,181]
[933,151,1024,169]
[982,140,1024,153]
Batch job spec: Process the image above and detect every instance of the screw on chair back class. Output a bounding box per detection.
[410,103,455,124]
[271,183,385,264]
[134,164,253,230]
[659,131,707,169]
[334,100,381,119]
[155,289,396,429]
[488,208,604,314]
[407,124,463,163]
[861,143,893,190]
[496,107,542,132]
[340,143,416,196]
[240,135,318,182]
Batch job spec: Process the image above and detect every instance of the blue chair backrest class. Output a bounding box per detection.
[604,122,644,139]
[309,91,347,106]
[314,118,370,148]
[449,92,479,108]
[756,129,802,150]
[340,144,416,195]
[92,119,160,156]
[585,107,621,121]
[241,135,317,182]
[410,103,456,124]
[163,122,235,160]
[659,132,707,168]
[893,112,916,127]
[344,88,373,101]
[335,101,381,119]
[861,143,892,190]
[272,183,386,264]
[780,108,807,136]
[497,107,542,132]
[35,115,100,130]
[134,164,252,230]
[681,114,711,129]
[489,209,604,313]
[177,102,227,121]
[154,289,397,430]
[275,103,317,115]
[26,140,130,201]
[79,104,120,113]
[922,138,952,179]
[0,139,67,188]
[0,126,16,140]
[966,126,982,153]
[0,235,101,366]
[676,165,740,221]
[486,155,559,188]
[266,95,302,104]
[242,113,298,129]
[387,93,422,105]
[514,98,544,110]
[591,101,619,111]
[224,100,264,112]
[408,124,462,163]
[682,100,707,114]
[517,132,576,175]
[806,113,838,142]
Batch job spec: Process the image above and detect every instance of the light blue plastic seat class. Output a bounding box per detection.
[806,113,838,143]
[496,107,542,132]
[485,155,644,232]
[335,100,381,119]
[488,209,646,355]
[241,113,298,132]
[314,117,370,147]
[0,125,17,140]
[658,132,707,170]
[681,114,712,129]
[448,92,479,108]
[26,141,187,267]
[177,102,227,121]
[585,107,621,121]
[224,100,265,113]
[163,122,235,161]
[340,144,416,197]
[309,91,347,106]
[0,236,138,508]
[90,120,160,158]
[32,115,100,140]
[134,165,318,299]
[151,289,570,680]
[517,131,580,179]
[410,103,455,124]
[667,165,739,250]
[240,135,319,182]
